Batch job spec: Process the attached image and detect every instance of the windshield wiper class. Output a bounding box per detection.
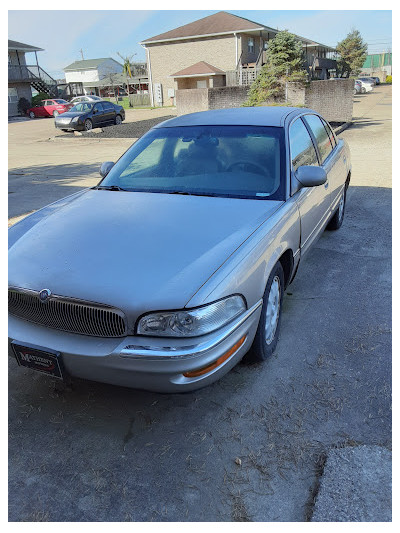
[93,185,127,191]
[167,191,217,197]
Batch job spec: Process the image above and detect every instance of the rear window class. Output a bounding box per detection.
[100,125,286,200]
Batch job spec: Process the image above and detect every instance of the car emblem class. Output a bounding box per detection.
[39,289,51,302]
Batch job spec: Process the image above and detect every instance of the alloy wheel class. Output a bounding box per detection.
[265,276,281,345]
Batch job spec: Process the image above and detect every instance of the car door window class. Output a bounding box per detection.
[303,114,333,163]
[93,103,105,114]
[320,117,337,148]
[289,117,319,171]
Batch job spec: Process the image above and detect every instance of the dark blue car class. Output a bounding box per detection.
[54,100,125,132]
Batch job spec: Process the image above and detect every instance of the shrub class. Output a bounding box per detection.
[17,97,31,115]
[31,92,50,107]
[385,75,392,84]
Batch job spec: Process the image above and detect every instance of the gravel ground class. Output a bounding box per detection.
[78,116,176,139]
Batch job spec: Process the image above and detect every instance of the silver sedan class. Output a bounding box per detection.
[8,106,351,392]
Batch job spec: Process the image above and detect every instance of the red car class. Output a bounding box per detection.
[27,99,72,119]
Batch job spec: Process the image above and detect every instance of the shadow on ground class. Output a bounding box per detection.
[8,162,102,219]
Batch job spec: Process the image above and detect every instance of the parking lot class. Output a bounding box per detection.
[8,87,392,521]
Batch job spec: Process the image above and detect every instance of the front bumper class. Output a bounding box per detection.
[8,300,262,392]
[54,119,83,131]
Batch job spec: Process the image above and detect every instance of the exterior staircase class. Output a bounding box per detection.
[8,64,58,97]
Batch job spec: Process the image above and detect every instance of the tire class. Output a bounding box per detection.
[361,87,366,94]
[326,186,346,231]
[53,110,59,117]
[246,262,285,362]
[84,119,93,131]
[115,114,122,125]
[29,111,35,119]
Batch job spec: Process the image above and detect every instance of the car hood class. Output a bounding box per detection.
[56,111,87,119]
[9,190,283,320]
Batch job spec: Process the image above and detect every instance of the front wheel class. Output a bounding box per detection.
[326,187,346,231]
[246,262,284,362]
[84,119,93,131]
[29,111,35,119]
[115,114,122,125]
[53,110,59,117]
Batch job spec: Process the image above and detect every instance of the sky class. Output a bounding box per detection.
[8,8,392,80]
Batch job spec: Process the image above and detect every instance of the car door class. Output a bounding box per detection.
[35,101,46,117]
[91,102,106,127]
[289,116,332,256]
[319,116,348,208]
[303,114,345,216]
[43,100,55,116]
[101,102,116,124]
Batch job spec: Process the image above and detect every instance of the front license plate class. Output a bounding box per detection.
[12,342,64,380]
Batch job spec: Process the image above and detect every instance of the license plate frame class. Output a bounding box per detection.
[11,341,65,380]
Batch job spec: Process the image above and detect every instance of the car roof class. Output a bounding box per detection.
[154,106,318,128]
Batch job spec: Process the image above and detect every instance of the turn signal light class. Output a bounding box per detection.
[183,335,246,378]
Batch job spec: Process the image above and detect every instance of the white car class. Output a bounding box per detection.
[69,95,103,105]
[356,79,373,93]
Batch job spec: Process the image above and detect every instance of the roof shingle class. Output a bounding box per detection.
[171,61,225,77]
[141,11,265,43]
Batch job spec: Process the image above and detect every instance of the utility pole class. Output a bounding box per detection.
[79,49,84,60]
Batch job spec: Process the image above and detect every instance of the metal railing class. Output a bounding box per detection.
[8,64,57,88]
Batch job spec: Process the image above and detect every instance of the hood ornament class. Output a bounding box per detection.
[39,289,51,302]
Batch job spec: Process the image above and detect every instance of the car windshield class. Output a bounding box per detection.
[70,103,94,113]
[99,125,286,200]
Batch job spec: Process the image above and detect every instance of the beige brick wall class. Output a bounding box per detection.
[147,35,237,105]
[176,85,250,116]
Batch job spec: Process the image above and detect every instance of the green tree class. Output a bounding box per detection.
[336,29,367,78]
[245,30,307,106]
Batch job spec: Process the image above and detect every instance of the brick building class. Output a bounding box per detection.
[140,11,337,107]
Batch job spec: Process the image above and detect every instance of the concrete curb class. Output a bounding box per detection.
[311,445,392,522]
[334,121,353,135]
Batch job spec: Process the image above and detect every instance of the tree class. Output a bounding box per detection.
[245,30,307,106]
[101,67,120,103]
[117,52,136,106]
[336,29,367,78]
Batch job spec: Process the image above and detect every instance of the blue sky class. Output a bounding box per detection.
[8,10,392,79]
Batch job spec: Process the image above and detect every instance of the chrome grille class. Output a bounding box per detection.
[8,288,127,338]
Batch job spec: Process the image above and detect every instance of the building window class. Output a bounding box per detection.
[8,87,18,103]
[248,37,254,54]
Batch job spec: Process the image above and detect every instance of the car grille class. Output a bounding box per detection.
[8,288,127,338]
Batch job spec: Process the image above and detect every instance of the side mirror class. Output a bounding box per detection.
[100,161,114,178]
[295,166,327,188]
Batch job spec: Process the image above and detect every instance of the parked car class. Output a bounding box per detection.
[27,99,72,118]
[69,95,103,105]
[358,76,376,85]
[8,107,351,392]
[371,77,381,85]
[54,101,125,131]
[356,79,374,93]
[354,80,362,95]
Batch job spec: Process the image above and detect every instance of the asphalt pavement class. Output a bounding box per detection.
[8,87,392,521]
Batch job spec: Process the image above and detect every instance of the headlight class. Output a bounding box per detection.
[71,116,80,123]
[137,295,246,337]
